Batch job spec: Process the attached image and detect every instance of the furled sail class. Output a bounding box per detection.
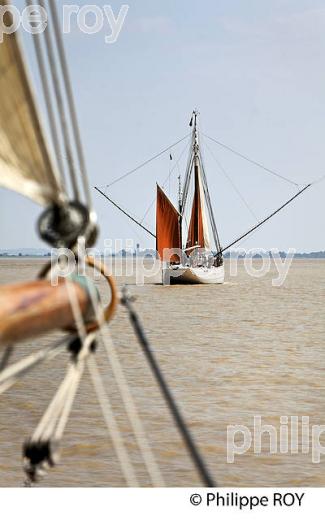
[186,160,211,250]
[0,4,62,206]
[156,184,181,262]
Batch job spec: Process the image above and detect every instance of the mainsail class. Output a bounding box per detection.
[186,160,211,250]
[0,5,62,206]
[156,184,181,261]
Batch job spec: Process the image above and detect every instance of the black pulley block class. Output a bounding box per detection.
[38,201,98,249]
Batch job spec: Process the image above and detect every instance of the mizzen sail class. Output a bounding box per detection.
[0,5,62,206]
[156,184,181,261]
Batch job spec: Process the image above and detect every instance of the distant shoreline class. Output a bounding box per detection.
[0,252,325,260]
[224,251,325,259]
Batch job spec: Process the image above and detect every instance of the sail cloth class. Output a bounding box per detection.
[186,161,211,250]
[0,4,62,206]
[156,185,181,262]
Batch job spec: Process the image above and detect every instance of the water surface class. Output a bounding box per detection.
[0,258,324,487]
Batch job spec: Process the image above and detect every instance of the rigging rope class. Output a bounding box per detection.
[312,173,325,185]
[0,337,69,396]
[181,155,194,213]
[36,0,80,200]
[47,0,93,209]
[140,138,191,225]
[220,183,312,253]
[34,259,153,486]
[23,334,94,482]
[26,0,67,192]
[100,327,165,487]
[203,133,299,188]
[64,273,140,486]
[94,187,156,238]
[87,356,139,486]
[121,287,217,487]
[0,345,14,373]
[220,173,325,252]
[101,134,191,189]
[202,137,259,222]
[80,271,164,486]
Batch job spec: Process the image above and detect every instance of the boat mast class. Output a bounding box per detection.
[192,111,200,245]
[178,175,182,214]
[178,174,183,249]
[180,112,196,218]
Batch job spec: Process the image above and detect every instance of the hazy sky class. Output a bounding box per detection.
[1,0,325,252]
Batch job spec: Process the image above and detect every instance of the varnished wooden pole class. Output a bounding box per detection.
[0,278,90,347]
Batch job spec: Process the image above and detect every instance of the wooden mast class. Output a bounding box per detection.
[193,112,200,245]
[178,174,183,250]
[186,111,208,250]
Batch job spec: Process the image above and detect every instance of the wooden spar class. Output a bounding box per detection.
[0,278,90,347]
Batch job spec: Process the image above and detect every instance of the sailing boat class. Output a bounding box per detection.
[157,111,224,285]
[96,110,316,286]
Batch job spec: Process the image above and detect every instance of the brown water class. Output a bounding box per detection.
[0,258,324,487]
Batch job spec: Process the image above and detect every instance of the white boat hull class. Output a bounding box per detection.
[162,265,225,285]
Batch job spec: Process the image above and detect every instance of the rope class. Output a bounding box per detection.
[100,327,165,486]
[0,337,69,396]
[87,356,139,486]
[220,183,312,253]
[31,359,82,442]
[181,155,194,213]
[81,274,164,486]
[220,173,323,253]
[0,345,14,373]
[121,287,217,487]
[21,269,136,485]
[203,137,259,222]
[203,133,299,187]
[47,0,93,209]
[11,261,162,486]
[36,0,80,200]
[101,134,191,189]
[54,363,83,439]
[175,122,195,217]
[26,0,67,191]
[65,273,140,486]
[311,173,325,185]
[94,187,156,238]
[24,334,94,482]
[140,139,191,225]
[21,275,91,482]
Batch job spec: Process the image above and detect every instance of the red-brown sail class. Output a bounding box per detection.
[186,162,206,249]
[156,185,181,262]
